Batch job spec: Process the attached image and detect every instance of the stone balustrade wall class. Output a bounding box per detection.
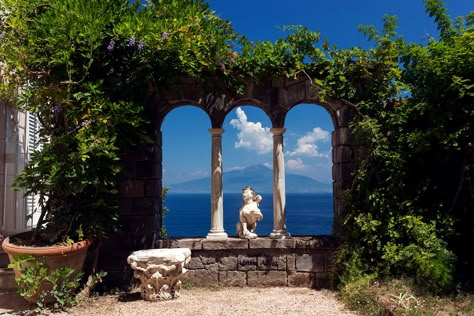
[156,236,337,289]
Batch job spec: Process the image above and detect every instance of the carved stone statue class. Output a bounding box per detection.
[127,248,191,301]
[236,186,263,239]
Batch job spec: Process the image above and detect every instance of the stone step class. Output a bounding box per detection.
[0,268,16,292]
[0,251,10,269]
[0,251,16,292]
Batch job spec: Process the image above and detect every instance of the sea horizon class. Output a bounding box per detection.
[164,192,333,238]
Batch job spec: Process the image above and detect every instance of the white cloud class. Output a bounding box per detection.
[287,158,306,170]
[190,170,209,178]
[263,162,272,169]
[225,166,246,172]
[286,127,330,158]
[229,107,272,154]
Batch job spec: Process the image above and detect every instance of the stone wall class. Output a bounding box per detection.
[156,236,337,289]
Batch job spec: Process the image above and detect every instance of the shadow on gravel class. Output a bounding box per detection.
[118,291,142,302]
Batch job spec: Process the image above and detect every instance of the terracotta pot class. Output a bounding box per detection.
[1,231,91,303]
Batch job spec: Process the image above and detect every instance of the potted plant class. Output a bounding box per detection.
[0,0,238,307]
[0,0,151,307]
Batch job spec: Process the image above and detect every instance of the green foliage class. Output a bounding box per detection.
[340,277,474,316]
[161,186,170,237]
[8,255,83,312]
[339,1,473,292]
[0,0,239,245]
[1,0,473,294]
[339,273,385,315]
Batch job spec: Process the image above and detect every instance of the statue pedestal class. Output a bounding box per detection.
[127,248,191,301]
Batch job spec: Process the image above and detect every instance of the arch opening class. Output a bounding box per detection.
[161,105,211,237]
[284,103,334,236]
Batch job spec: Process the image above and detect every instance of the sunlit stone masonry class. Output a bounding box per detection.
[127,248,191,301]
[157,236,337,288]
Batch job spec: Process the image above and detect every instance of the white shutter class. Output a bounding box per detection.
[25,111,41,228]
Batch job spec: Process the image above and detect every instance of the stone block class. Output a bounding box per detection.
[180,270,195,284]
[353,145,369,160]
[287,253,296,271]
[187,257,204,270]
[131,197,156,216]
[257,255,286,270]
[119,198,133,215]
[295,237,337,249]
[174,239,203,250]
[202,239,248,250]
[218,256,238,271]
[314,272,335,289]
[334,162,357,183]
[295,254,327,272]
[237,255,257,271]
[120,180,145,198]
[0,269,16,291]
[199,254,217,265]
[155,238,203,249]
[203,263,219,272]
[333,180,351,199]
[0,252,10,268]
[218,271,246,287]
[332,127,354,146]
[119,215,157,234]
[249,238,295,249]
[247,271,287,287]
[186,269,218,286]
[145,180,161,197]
[135,161,160,178]
[336,106,354,127]
[333,145,354,163]
[287,271,315,288]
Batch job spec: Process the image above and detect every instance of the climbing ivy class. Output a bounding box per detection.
[338,2,474,292]
[1,0,472,292]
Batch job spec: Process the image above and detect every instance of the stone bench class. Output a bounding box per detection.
[127,248,191,301]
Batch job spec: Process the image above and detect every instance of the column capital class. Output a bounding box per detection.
[208,128,225,136]
[270,127,286,136]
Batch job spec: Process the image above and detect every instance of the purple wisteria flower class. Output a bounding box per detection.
[129,35,136,47]
[52,105,62,125]
[137,39,144,52]
[218,58,225,71]
[227,55,236,63]
[161,31,169,41]
[107,39,115,52]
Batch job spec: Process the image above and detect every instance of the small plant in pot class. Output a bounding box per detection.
[0,0,150,309]
[0,89,147,308]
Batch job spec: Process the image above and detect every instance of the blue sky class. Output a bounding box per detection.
[162,0,472,186]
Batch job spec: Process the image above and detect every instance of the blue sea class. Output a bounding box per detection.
[164,193,333,237]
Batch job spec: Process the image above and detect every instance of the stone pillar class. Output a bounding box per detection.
[206,128,227,240]
[270,128,291,239]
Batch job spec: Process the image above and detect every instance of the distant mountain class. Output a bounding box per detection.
[165,164,332,193]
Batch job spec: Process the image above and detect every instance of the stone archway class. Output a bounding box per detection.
[101,76,363,283]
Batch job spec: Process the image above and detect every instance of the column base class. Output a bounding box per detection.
[269,230,291,239]
[206,230,228,240]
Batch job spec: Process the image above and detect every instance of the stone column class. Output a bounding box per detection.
[270,128,291,239]
[206,128,227,240]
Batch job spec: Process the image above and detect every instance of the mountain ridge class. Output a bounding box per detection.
[165,164,332,193]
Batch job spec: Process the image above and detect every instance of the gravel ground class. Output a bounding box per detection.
[58,287,359,316]
[1,287,360,316]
